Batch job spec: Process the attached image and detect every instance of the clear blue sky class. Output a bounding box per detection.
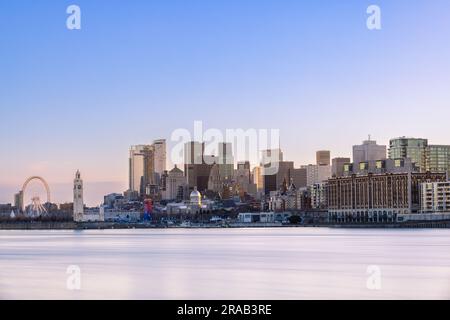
[1,0,450,205]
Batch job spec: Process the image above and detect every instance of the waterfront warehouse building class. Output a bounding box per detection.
[327,159,447,223]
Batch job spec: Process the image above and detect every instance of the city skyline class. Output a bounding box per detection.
[2,1,450,205]
[1,133,448,207]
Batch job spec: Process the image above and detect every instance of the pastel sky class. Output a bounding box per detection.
[1,0,450,206]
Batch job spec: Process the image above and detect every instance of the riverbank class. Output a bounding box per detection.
[1,220,450,230]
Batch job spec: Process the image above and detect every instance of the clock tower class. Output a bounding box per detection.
[73,170,84,222]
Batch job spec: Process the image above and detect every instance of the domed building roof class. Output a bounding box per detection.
[190,187,202,206]
[190,189,201,198]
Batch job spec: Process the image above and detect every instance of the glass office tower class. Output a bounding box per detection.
[427,145,450,174]
[389,137,428,172]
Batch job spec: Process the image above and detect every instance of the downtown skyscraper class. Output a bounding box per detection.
[129,145,155,196]
[129,139,167,197]
[353,138,387,164]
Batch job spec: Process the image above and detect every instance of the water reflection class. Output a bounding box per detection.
[1,228,450,299]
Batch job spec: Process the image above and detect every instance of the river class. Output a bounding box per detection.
[1,228,450,299]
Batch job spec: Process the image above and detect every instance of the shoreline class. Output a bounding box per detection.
[1,221,450,230]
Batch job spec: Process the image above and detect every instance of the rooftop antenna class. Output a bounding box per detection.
[368,134,371,141]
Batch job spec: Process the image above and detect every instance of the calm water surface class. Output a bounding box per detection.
[1,228,450,299]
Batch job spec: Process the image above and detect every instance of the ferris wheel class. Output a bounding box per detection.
[21,176,51,216]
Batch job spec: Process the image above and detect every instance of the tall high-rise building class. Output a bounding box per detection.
[263,162,294,194]
[218,142,234,179]
[304,164,331,186]
[263,174,277,195]
[291,168,307,189]
[353,138,387,164]
[316,150,331,166]
[14,191,23,213]
[129,145,155,196]
[427,145,450,175]
[236,161,251,193]
[388,138,450,174]
[277,161,295,188]
[262,149,282,195]
[153,139,167,177]
[261,148,283,165]
[184,141,204,166]
[237,161,251,171]
[260,148,295,195]
[184,142,214,192]
[332,157,351,177]
[389,137,428,172]
[208,164,222,193]
[252,166,264,193]
[163,165,186,200]
[206,143,234,194]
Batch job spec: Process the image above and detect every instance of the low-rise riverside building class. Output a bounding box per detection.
[103,209,141,222]
[309,183,327,209]
[165,188,215,215]
[420,181,450,213]
[267,180,309,212]
[238,212,275,223]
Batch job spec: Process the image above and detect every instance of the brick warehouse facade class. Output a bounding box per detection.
[327,172,447,223]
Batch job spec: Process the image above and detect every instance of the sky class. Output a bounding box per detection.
[1,0,450,206]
